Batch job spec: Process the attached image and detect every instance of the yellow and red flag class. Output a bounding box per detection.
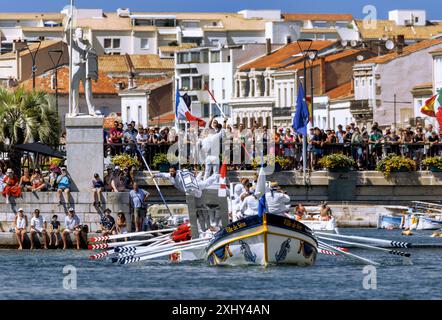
[421,95,437,117]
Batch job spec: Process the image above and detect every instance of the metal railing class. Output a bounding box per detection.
[104,141,442,171]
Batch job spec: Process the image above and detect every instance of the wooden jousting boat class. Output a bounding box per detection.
[205,214,318,267]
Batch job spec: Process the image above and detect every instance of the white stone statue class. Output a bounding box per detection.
[70,27,98,116]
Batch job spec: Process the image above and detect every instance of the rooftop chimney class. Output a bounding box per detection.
[265,38,272,55]
[396,35,405,54]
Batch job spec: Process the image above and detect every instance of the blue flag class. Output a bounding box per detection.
[292,83,310,136]
[258,194,266,217]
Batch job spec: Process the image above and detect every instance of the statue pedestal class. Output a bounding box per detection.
[65,115,104,192]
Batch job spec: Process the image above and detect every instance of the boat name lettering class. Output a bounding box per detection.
[226,222,247,233]
[283,219,304,231]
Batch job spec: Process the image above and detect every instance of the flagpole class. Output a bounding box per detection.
[68,0,74,116]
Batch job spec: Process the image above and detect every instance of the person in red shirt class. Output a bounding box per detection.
[108,121,123,155]
[2,168,21,204]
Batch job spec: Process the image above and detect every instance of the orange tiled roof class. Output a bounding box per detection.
[358,37,442,65]
[327,82,353,100]
[239,41,336,71]
[99,54,174,73]
[430,47,442,55]
[281,49,366,71]
[148,112,176,126]
[20,66,171,95]
[283,13,353,21]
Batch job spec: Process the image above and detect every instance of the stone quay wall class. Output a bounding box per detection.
[0,192,130,248]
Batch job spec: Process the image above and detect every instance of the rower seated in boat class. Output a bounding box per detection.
[240,186,259,218]
[264,182,291,217]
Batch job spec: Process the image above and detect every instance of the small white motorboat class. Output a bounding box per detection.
[205,214,318,267]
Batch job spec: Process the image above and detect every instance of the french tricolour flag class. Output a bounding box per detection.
[176,89,206,127]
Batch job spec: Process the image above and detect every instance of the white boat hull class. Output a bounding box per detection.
[206,214,318,267]
[300,218,336,231]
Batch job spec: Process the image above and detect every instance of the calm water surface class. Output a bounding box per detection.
[1,229,441,300]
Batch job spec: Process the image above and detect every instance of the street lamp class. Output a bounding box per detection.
[48,49,64,115]
[22,36,45,90]
[303,49,318,126]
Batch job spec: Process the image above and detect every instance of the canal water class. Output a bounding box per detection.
[0,229,441,300]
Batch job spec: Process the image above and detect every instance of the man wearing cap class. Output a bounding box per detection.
[2,168,20,204]
[30,209,48,250]
[264,182,291,217]
[62,208,82,250]
[129,183,149,232]
[56,167,71,206]
[240,186,259,218]
[100,208,116,236]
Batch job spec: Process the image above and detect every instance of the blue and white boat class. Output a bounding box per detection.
[206,214,318,267]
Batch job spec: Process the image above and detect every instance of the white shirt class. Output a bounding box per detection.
[31,216,46,232]
[65,215,81,230]
[265,190,291,215]
[241,195,259,217]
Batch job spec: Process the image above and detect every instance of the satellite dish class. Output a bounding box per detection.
[341,40,348,47]
[350,40,358,47]
[385,40,395,50]
[356,55,364,61]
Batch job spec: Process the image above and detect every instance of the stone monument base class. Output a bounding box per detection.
[65,114,104,192]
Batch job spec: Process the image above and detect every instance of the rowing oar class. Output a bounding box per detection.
[318,240,380,266]
[89,228,176,243]
[318,235,411,257]
[315,232,412,248]
[89,239,157,250]
[113,242,209,264]
[114,237,209,256]
[135,144,174,217]
[90,234,173,259]
[318,248,340,256]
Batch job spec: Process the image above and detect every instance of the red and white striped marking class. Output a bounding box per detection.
[88,243,109,250]
[319,249,340,256]
[90,235,110,243]
[89,250,113,260]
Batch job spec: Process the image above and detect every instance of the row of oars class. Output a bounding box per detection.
[88,227,212,264]
[88,228,413,266]
[315,232,412,266]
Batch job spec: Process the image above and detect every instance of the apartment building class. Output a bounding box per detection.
[353,37,442,129]
[174,43,281,119]
[0,13,65,54]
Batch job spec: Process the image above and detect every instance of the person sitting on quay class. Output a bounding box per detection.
[19,168,33,192]
[129,182,149,232]
[14,208,28,250]
[91,173,104,207]
[3,168,21,204]
[62,208,83,250]
[100,208,116,236]
[110,166,127,192]
[47,164,61,191]
[56,167,71,206]
[116,211,128,240]
[29,209,48,250]
[0,168,6,195]
[49,215,61,247]
[30,168,46,192]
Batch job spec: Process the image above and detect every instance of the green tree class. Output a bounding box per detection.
[0,87,61,174]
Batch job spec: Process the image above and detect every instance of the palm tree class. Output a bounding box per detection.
[0,87,61,174]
